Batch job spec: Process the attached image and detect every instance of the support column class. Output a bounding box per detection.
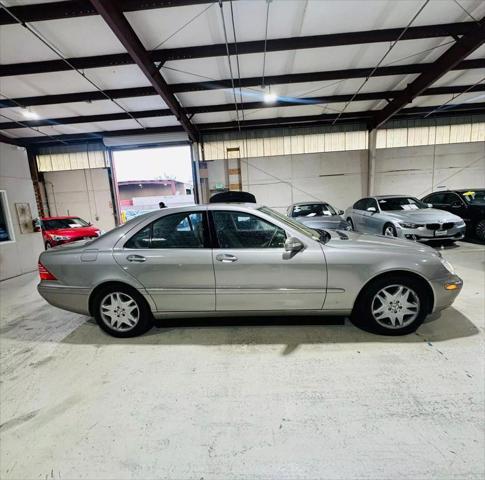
[367,129,377,196]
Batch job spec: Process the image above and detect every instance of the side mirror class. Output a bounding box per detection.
[367,207,377,213]
[338,209,344,215]
[285,236,304,253]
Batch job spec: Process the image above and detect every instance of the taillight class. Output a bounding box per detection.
[38,262,57,281]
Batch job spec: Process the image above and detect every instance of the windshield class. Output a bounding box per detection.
[291,203,337,217]
[378,197,427,211]
[42,217,90,230]
[460,190,485,205]
[259,206,327,242]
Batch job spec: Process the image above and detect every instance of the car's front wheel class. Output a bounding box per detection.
[347,218,354,230]
[351,275,429,335]
[93,285,153,337]
[383,223,397,237]
[475,219,485,242]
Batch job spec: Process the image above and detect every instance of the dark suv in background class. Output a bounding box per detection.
[422,189,485,241]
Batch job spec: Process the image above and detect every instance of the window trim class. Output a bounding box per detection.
[209,209,287,250]
[123,211,210,249]
[0,190,16,245]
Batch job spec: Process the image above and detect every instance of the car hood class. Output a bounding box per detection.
[380,208,462,223]
[326,230,437,255]
[45,227,99,237]
[296,215,348,229]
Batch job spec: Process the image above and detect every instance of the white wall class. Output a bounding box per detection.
[43,168,116,232]
[374,141,485,198]
[208,150,368,212]
[0,143,44,281]
[206,141,484,212]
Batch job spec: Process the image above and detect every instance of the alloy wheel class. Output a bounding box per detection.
[371,284,420,329]
[100,292,140,332]
[384,225,396,237]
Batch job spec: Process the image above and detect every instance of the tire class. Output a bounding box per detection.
[475,220,485,242]
[92,285,153,338]
[45,242,52,249]
[383,223,397,237]
[347,218,354,231]
[351,274,430,336]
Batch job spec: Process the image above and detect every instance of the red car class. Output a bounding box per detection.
[36,216,102,249]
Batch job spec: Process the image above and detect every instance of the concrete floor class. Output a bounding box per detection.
[0,242,484,480]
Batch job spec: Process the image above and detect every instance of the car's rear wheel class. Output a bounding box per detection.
[347,218,354,230]
[475,220,485,241]
[93,285,153,337]
[351,275,429,335]
[383,223,397,237]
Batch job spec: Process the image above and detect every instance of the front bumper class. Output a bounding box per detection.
[397,224,466,242]
[429,274,463,312]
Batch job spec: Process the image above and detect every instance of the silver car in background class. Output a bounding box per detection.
[287,202,351,231]
[345,196,466,242]
[38,203,462,338]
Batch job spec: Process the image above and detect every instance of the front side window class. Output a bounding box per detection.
[125,212,205,249]
[291,203,337,218]
[443,193,462,205]
[378,197,427,211]
[212,211,286,248]
[423,193,444,204]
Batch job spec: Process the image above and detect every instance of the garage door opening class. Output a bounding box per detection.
[111,145,194,223]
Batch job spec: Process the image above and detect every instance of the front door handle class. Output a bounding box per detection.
[216,254,238,263]
[126,254,146,263]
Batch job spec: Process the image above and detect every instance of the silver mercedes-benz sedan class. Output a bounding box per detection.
[345,196,466,242]
[287,202,351,231]
[38,203,462,338]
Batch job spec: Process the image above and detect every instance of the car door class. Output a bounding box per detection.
[352,199,368,231]
[443,192,468,220]
[113,210,215,312]
[210,209,327,311]
[362,198,382,234]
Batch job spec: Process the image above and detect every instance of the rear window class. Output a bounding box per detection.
[42,218,89,230]
[292,203,336,217]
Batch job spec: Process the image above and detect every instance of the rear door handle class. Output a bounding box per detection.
[126,254,146,263]
[216,254,238,263]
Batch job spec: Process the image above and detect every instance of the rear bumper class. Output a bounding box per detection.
[38,282,91,316]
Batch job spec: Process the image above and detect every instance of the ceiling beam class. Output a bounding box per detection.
[2,84,484,130]
[2,58,483,110]
[0,21,476,77]
[9,102,485,146]
[373,16,485,128]
[0,132,25,146]
[0,1,223,25]
[89,0,197,142]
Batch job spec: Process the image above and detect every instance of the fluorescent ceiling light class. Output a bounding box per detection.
[21,109,40,120]
[263,92,277,103]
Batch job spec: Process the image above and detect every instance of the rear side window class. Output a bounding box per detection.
[125,212,206,249]
[424,193,444,203]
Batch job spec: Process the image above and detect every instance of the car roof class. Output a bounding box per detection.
[290,201,328,206]
[41,216,81,220]
[428,189,484,193]
[373,195,418,199]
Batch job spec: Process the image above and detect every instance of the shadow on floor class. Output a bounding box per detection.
[58,307,479,352]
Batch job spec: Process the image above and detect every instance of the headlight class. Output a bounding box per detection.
[456,220,466,227]
[440,257,455,274]
[399,222,424,229]
[51,235,70,241]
